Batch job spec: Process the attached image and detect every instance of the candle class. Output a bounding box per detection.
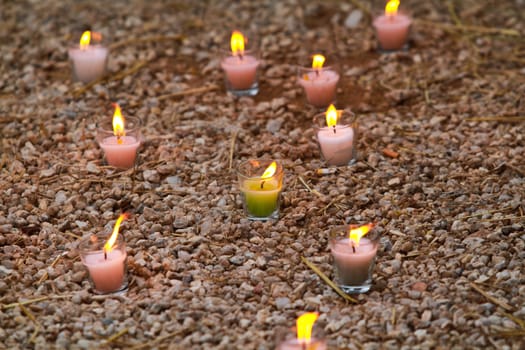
[97,104,142,169]
[373,0,412,51]
[330,224,378,294]
[237,159,284,220]
[79,214,129,294]
[220,30,260,96]
[314,104,356,166]
[68,31,109,83]
[298,54,340,108]
[278,313,326,350]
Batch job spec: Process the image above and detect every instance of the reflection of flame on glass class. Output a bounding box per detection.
[80,31,91,49]
[349,223,375,247]
[325,104,338,127]
[261,161,277,179]
[385,0,400,16]
[112,103,125,144]
[103,213,129,257]
[297,312,319,344]
[312,54,325,69]
[230,30,246,56]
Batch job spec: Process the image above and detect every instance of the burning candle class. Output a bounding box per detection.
[68,31,109,83]
[278,312,326,350]
[220,30,260,96]
[237,159,284,220]
[373,0,412,51]
[79,214,129,294]
[330,224,378,294]
[97,104,142,169]
[298,54,340,108]
[314,104,356,166]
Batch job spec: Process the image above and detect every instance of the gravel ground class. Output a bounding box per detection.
[1,0,524,349]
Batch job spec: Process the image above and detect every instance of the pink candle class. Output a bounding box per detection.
[79,214,129,294]
[220,30,260,95]
[373,1,411,51]
[298,68,339,108]
[68,31,108,83]
[99,136,141,169]
[314,105,355,166]
[278,338,327,350]
[221,55,259,90]
[278,313,326,350]
[82,249,127,293]
[97,104,142,169]
[331,237,378,285]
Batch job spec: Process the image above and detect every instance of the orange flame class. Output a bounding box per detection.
[297,312,319,343]
[80,31,91,49]
[103,213,128,254]
[112,103,125,143]
[385,0,400,16]
[325,104,338,127]
[349,223,375,247]
[312,54,325,69]
[261,161,277,179]
[231,30,246,55]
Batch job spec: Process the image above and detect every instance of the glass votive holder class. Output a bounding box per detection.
[329,225,379,294]
[96,116,142,169]
[237,159,284,221]
[313,108,357,166]
[372,1,412,52]
[277,338,327,350]
[220,48,260,97]
[79,232,128,294]
[297,65,340,108]
[68,31,109,83]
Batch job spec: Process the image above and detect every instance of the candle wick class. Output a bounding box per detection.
[332,125,336,134]
[352,244,356,253]
[104,251,107,260]
[260,181,265,189]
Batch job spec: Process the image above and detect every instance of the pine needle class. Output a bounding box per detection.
[469,283,514,312]
[301,256,358,303]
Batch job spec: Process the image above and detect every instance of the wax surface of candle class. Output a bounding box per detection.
[68,46,108,83]
[373,13,411,50]
[317,126,354,166]
[242,178,281,217]
[100,135,140,169]
[278,338,327,350]
[221,55,259,90]
[298,70,339,107]
[331,237,377,285]
[83,249,126,293]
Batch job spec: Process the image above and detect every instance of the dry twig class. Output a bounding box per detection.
[416,19,520,37]
[105,328,129,344]
[465,116,525,122]
[130,327,193,350]
[298,176,324,198]
[2,294,72,310]
[228,130,239,171]
[469,283,514,312]
[109,34,185,51]
[301,256,357,303]
[157,85,219,101]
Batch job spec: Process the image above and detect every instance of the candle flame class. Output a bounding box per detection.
[231,30,246,56]
[297,312,319,343]
[349,223,375,247]
[103,213,128,254]
[312,54,325,69]
[80,31,91,49]
[325,104,338,127]
[261,161,277,179]
[385,0,400,16]
[112,103,125,142]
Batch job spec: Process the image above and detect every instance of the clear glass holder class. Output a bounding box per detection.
[96,115,142,169]
[372,7,412,53]
[329,225,379,294]
[313,109,357,167]
[79,232,128,295]
[220,49,260,97]
[237,159,284,221]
